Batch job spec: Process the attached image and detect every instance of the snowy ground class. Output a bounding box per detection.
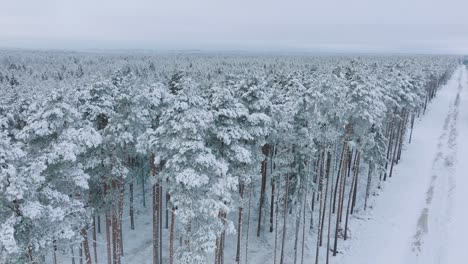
[332,65,468,264]
[57,66,468,264]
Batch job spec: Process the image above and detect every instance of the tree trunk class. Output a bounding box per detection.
[389,117,402,179]
[364,162,374,211]
[142,171,146,207]
[112,200,120,264]
[152,154,160,264]
[344,156,357,240]
[339,148,349,223]
[310,191,315,229]
[300,173,308,264]
[409,112,416,144]
[159,184,163,264]
[79,243,83,264]
[53,240,57,264]
[81,228,92,264]
[351,152,361,214]
[269,145,276,232]
[166,191,170,229]
[118,179,124,257]
[320,151,332,246]
[279,174,290,264]
[245,180,253,264]
[383,121,395,181]
[273,179,280,264]
[93,216,97,263]
[326,160,334,264]
[130,182,135,230]
[236,180,245,263]
[293,180,304,264]
[270,178,275,232]
[397,111,408,163]
[315,162,324,264]
[257,144,270,237]
[169,207,175,264]
[71,246,76,264]
[97,215,101,234]
[105,212,112,264]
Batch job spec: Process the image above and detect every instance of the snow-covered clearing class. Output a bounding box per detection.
[333,65,468,264]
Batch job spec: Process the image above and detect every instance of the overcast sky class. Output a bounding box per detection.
[2,0,468,54]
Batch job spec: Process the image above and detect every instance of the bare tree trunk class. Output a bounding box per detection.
[397,111,408,163]
[270,178,275,232]
[315,160,324,264]
[166,191,170,229]
[152,154,160,264]
[409,112,416,144]
[310,156,320,229]
[383,120,395,181]
[351,152,361,214]
[326,160,334,264]
[389,117,402,179]
[93,216,97,263]
[97,215,101,234]
[279,174,290,264]
[293,180,304,264]
[79,243,83,264]
[71,246,76,264]
[53,240,57,264]
[159,184,163,264]
[273,178,280,264]
[269,145,276,233]
[320,151,332,246]
[344,155,358,240]
[364,162,374,211]
[300,172,308,264]
[112,199,119,264]
[118,180,124,257]
[169,207,175,264]
[339,148,349,223]
[245,180,253,264]
[130,181,135,230]
[81,228,92,264]
[257,144,269,237]
[102,149,112,264]
[142,171,146,207]
[105,212,112,264]
[423,94,428,115]
[235,180,245,263]
[310,191,315,229]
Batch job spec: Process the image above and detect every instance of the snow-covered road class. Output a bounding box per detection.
[334,65,468,264]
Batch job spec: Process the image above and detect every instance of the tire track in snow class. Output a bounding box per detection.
[410,67,463,262]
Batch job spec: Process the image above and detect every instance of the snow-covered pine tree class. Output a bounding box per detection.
[9,88,101,263]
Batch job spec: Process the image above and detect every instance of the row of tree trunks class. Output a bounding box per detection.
[333,124,352,256]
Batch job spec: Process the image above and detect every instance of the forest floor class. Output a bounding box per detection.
[332,65,468,264]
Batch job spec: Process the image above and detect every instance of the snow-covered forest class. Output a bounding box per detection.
[0,51,460,264]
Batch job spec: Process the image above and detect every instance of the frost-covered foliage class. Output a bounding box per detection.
[0,50,459,263]
[0,87,101,262]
